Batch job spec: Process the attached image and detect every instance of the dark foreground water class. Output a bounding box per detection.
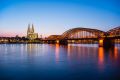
[0,44,120,80]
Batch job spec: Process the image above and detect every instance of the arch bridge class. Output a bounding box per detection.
[46,26,120,47]
[59,27,106,45]
[61,27,105,39]
[107,26,120,38]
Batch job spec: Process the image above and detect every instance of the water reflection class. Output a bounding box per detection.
[98,47,104,70]
[98,46,120,71]
[67,44,72,60]
[114,47,118,60]
[109,47,119,61]
[0,44,120,80]
[66,44,120,72]
[26,44,42,56]
[27,44,35,54]
[55,44,60,62]
[67,44,98,61]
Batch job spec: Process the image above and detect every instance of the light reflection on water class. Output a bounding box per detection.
[55,44,60,62]
[0,44,120,80]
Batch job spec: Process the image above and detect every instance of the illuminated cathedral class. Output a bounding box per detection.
[27,24,38,40]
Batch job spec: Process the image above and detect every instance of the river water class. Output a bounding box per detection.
[0,44,120,80]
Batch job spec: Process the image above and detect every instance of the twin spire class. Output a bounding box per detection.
[27,24,34,33]
[27,24,38,39]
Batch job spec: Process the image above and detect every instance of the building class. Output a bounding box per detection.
[27,24,38,40]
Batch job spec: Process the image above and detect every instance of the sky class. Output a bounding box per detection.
[0,0,120,37]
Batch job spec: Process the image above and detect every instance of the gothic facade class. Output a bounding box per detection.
[27,24,38,40]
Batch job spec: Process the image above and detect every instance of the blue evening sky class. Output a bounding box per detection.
[0,0,120,37]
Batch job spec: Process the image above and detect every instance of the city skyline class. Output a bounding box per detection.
[0,0,120,37]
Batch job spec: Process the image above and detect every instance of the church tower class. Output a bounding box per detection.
[31,24,34,33]
[27,24,30,35]
[27,24,38,40]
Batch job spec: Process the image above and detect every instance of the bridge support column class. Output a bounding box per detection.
[48,40,56,44]
[99,38,114,48]
[59,40,68,45]
[99,39,104,47]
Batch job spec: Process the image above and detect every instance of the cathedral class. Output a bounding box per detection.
[27,24,38,40]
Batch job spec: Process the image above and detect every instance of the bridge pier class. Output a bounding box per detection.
[59,40,68,45]
[56,40,59,44]
[47,40,56,44]
[44,40,60,44]
[99,39,104,47]
[99,37,114,48]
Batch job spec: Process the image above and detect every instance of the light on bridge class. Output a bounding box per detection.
[72,40,75,43]
[99,39,104,47]
[56,40,59,44]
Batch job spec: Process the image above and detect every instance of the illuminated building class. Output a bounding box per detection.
[27,24,38,40]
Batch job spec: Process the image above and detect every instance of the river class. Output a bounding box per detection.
[0,44,120,80]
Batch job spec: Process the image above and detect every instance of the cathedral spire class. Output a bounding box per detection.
[27,23,38,40]
[27,24,30,34]
[32,24,34,33]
